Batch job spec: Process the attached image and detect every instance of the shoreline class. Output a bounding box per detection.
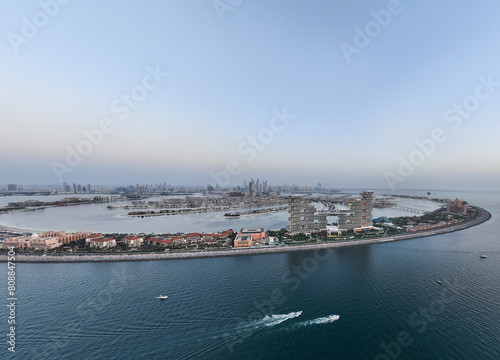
[0,224,45,234]
[217,208,288,219]
[1,207,491,263]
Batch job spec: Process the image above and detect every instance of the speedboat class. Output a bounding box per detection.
[436,280,443,284]
[158,294,168,300]
[328,314,339,321]
[480,254,487,259]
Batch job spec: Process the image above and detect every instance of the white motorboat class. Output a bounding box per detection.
[158,294,168,300]
[480,254,487,259]
[328,314,339,321]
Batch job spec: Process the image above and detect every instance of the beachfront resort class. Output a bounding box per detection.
[0,191,483,255]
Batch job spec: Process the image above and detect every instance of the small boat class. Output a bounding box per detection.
[328,314,340,321]
[224,212,241,218]
[158,294,168,300]
[436,280,443,284]
[480,255,487,259]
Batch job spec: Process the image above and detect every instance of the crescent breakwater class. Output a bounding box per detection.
[1,207,491,263]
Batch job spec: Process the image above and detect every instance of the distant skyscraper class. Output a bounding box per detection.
[249,178,255,196]
[7,184,18,191]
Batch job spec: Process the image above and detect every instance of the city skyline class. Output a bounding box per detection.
[0,179,335,192]
[2,1,500,190]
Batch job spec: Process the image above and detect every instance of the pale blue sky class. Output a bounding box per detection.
[1,0,500,190]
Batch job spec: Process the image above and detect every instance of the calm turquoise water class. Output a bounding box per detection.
[1,190,499,359]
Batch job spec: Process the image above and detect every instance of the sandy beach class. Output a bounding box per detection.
[0,224,44,234]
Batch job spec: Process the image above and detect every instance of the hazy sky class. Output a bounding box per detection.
[1,0,500,190]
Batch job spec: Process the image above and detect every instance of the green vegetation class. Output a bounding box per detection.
[291,233,309,241]
[390,207,476,228]
[267,228,287,241]
[391,208,451,227]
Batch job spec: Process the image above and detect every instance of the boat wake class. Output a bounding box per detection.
[294,316,339,328]
[176,314,302,360]
[241,311,303,330]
